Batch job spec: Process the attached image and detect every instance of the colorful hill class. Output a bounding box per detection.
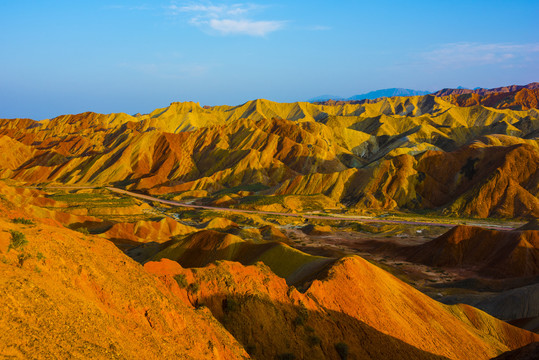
[145,256,538,360]
[0,184,247,359]
[407,226,539,277]
[1,92,538,219]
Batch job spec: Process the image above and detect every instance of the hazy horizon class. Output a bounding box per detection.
[2,0,538,120]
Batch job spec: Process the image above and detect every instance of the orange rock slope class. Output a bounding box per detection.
[146,256,538,360]
[1,93,539,218]
[0,185,247,359]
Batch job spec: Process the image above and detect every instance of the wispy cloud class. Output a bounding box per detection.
[421,42,539,67]
[167,2,285,36]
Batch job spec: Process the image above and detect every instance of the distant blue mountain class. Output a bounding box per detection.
[347,88,431,101]
[308,88,431,103]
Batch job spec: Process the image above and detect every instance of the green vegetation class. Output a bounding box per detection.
[48,190,136,209]
[240,194,287,206]
[174,274,188,288]
[17,253,31,267]
[188,282,200,294]
[335,342,349,360]
[8,230,28,251]
[212,183,269,197]
[293,307,309,327]
[11,217,35,225]
[36,252,46,261]
[75,227,90,235]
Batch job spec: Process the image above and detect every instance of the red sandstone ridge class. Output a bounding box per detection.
[442,88,539,110]
[432,83,539,97]
[407,225,539,277]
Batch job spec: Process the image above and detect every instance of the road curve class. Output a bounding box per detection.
[105,187,516,231]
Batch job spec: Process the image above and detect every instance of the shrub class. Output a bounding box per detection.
[335,342,349,360]
[76,227,90,235]
[188,282,200,294]
[8,230,28,251]
[17,253,31,266]
[12,217,35,225]
[174,274,188,288]
[293,307,309,327]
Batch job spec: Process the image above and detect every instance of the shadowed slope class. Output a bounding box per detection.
[407,226,539,277]
[146,257,538,360]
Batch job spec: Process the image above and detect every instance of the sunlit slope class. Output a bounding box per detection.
[146,256,539,360]
[149,229,334,285]
[0,185,247,359]
[1,95,538,217]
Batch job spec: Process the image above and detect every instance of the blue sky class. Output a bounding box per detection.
[1,0,538,119]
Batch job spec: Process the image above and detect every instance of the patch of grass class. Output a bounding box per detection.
[12,217,35,225]
[8,230,28,251]
[240,194,287,206]
[213,183,269,197]
[75,227,90,235]
[36,252,46,261]
[174,274,188,288]
[48,191,136,209]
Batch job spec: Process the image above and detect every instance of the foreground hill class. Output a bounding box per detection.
[146,256,538,360]
[1,175,538,359]
[1,92,538,218]
[0,184,247,359]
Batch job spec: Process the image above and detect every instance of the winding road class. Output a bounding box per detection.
[105,187,518,231]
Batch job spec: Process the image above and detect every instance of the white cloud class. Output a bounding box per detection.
[421,42,539,67]
[168,2,284,36]
[209,18,283,36]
